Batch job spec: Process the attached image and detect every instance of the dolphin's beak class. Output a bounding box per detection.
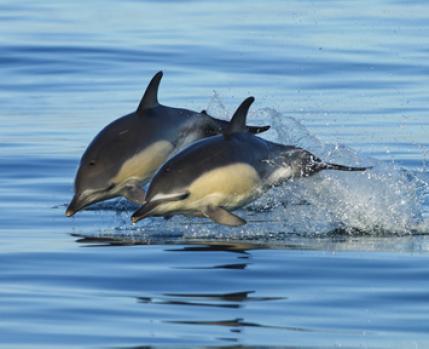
[65,194,87,217]
[65,207,75,217]
[131,201,156,224]
[131,192,189,224]
[65,189,120,217]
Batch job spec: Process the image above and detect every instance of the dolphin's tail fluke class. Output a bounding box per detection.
[319,162,372,172]
[283,148,372,177]
[208,115,270,135]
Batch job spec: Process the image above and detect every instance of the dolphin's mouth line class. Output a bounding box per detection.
[131,191,191,224]
[67,179,145,217]
[131,200,161,223]
[66,189,120,217]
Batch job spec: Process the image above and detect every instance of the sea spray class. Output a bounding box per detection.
[252,107,428,235]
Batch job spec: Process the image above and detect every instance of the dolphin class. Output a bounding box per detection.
[131,97,371,226]
[65,72,269,217]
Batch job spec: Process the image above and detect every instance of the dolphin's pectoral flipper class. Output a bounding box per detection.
[123,184,146,205]
[202,206,246,227]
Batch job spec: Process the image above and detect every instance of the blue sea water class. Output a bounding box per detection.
[1,0,429,348]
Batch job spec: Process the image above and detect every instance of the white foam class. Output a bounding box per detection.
[246,108,429,235]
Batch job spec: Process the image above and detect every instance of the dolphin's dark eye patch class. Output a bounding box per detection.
[206,128,217,136]
[106,183,116,191]
[89,161,96,166]
[205,124,220,136]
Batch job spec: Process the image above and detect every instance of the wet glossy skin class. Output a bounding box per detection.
[66,76,269,217]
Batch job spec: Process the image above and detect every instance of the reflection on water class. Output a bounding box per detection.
[138,296,242,309]
[175,262,249,270]
[167,243,258,254]
[167,318,310,332]
[162,291,284,302]
[138,291,284,309]
[138,290,278,308]
[73,232,429,254]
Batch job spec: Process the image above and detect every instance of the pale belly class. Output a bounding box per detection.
[112,140,174,185]
[181,163,263,212]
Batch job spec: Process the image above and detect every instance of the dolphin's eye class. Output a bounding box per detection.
[89,160,96,166]
[106,183,116,191]
[206,125,220,136]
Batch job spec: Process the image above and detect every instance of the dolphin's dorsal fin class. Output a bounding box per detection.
[224,97,255,138]
[137,71,163,113]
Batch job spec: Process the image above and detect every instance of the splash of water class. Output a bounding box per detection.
[203,97,429,236]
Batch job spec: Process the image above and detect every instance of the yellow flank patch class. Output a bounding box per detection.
[187,163,261,209]
[113,140,174,184]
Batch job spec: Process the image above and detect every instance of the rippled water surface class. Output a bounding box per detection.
[1,0,429,348]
